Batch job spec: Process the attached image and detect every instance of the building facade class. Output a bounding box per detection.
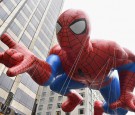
[0,0,64,114]
[37,86,104,115]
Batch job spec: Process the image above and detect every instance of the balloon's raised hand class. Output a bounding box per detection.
[0,33,36,77]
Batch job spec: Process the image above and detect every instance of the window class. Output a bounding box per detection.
[44,17,54,33]
[21,73,38,93]
[20,33,31,47]
[14,0,21,4]
[65,113,70,115]
[32,48,42,59]
[38,31,51,48]
[40,98,45,104]
[41,24,52,41]
[79,93,85,97]
[38,105,43,111]
[79,108,84,114]
[42,92,46,97]
[47,104,53,110]
[0,6,9,21]
[22,5,31,18]
[26,0,35,11]
[0,73,13,92]
[46,112,51,115]
[3,0,15,11]
[57,103,61,108]
[31,15,39,28]
[49,97,54,103]
[56,111,61,115]
[34,9,42,20]
[35,39,46,55]
[47,11,56,26]
[58,96,62,101]
[50,91,55,95]
[80,101,84,106]
[80,88,84,90]
[37,3,45,15]
[37,112,41,115]
[14,88,35,110]
[10,22,21,36]
[26,24,35,37]
[16,13,27,26]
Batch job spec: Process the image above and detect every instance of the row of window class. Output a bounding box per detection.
[37,108,85,115]
[41,92,85,99]
[0,73,13,92]
[0,5,9,23]
[0,0,21,24]
[40,95,63,103]
[38,103,67,110]
[3,0,61,59]
[7,0,50,49]
[14,88,35,110]
[41,91,57,97]
[35,0,65,58]
[37,111,62,115]
[23,0,52,58]
[39,99,85,111]
[0,1,63,115]
[1,0,53,97]
[21,73,39,93]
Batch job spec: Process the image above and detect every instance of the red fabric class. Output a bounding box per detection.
[54,9,135,111]
[110,71,135,111]
[54,9,132,90]
[1,9,135,112]
[94,101,104,115]
[110,48,135,111]
[0,33,51,85]
[61,90,83,112]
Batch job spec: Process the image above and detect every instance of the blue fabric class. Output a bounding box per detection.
[50,73,86,95]
[117,62,135,72]
[43,54,129,113]
[44,55,64,86]
[100,75,128,115]
[43,54,86,95]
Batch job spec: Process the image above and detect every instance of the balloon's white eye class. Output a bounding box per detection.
[70,19,86,34]
[56,22,62,34]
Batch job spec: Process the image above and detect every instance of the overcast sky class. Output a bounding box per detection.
[62,0,135,115]
[62,0,135,53]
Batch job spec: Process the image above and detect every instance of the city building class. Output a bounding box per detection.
[0,0,64,114]
[36,86,104,115]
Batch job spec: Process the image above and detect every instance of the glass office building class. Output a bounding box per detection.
[0,0,64,114]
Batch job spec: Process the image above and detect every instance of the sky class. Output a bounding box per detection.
[62,0,135,115]
[62,0,135,53]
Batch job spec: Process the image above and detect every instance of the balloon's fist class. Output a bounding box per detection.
[0,33,37,77]
[0,49,24,67]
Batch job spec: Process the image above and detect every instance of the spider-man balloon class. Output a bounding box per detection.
[0,9,135,115]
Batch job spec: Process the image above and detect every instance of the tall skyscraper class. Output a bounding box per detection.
[0,0,64,114]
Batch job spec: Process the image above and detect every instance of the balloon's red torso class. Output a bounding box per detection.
[50,39,134,89]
